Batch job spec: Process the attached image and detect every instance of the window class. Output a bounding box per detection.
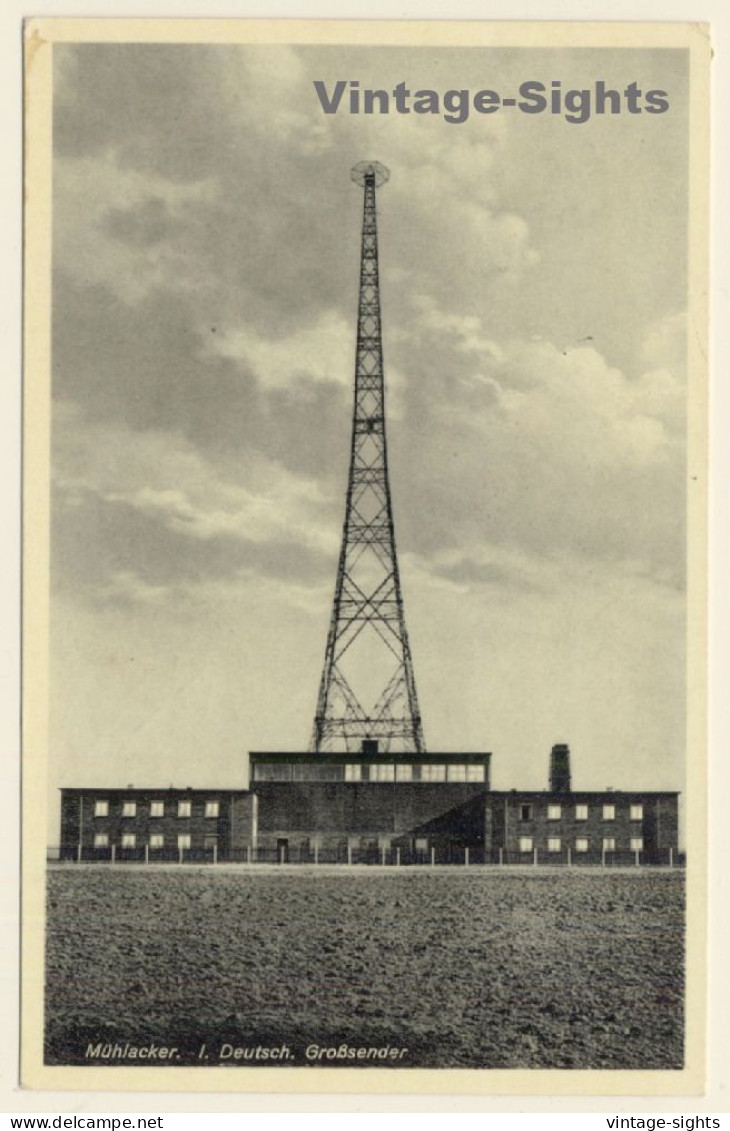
[149,834,164,848]
[519,837,533,853]
[178,834,191,850]
[252,762,292,782]
[466,765,486,782]
[575,804,588,820]
[121,833,136,848]
[370,764,395,782]
[345,764,362,782]
[395,764,413,782]
[575,838,588,853]
[630,804,643,821]
[602,804,616,820]
[547,837,561,853]
[519,804,533,822]
[93,833,108,848]
[630,837,643,852]
[205,801,219,818]
[421,764,446,782]
[150,801,164,817]
[447,765,467,782]
[547,804,561,820]
[602,837,616,852]
[415,838,428,851]
[178,801,192,818]
[292,763,342,782]
[94,800,108,817]
[122,801,136,818]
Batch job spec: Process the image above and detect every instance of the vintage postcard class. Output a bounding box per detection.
[22,19,709,1095]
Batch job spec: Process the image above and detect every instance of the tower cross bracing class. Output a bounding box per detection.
[311,161,425,755]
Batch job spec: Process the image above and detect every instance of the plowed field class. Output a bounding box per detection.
[45,867,684,1069]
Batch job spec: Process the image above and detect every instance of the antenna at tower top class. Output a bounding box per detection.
[350,160,390,187]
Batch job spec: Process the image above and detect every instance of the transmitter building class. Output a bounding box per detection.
[58,744,679,866]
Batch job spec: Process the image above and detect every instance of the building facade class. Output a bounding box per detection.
[487,788,679,865]
[57,747,680,865]
[249,749,491,860]
[59,788,256,861]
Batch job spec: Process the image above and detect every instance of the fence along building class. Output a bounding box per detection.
[57,744,679,865]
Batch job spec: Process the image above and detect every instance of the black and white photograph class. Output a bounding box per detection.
[22,19,709,1093]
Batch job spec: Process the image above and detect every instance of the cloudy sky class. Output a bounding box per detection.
[50,41,689,812]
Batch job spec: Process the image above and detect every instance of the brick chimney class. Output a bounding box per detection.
[549,743,571,793]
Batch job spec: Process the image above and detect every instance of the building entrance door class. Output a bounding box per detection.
[277,838,289,864]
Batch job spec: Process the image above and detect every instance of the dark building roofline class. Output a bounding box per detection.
[249,751,491,765]
[59,784,678,799]
[492,789,680,799]
[59,787,251,797]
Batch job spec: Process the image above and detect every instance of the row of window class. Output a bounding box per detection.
[345,764,486,783]
[91,833,644,852]
[517,836,644,853]
[93,833,200,848]
[251,763,487,783]
[519,803,643,822]
[91,800,220,819]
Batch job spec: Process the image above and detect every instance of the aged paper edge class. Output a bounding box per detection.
[21,16,710,1096]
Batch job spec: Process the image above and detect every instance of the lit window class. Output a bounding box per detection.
[121,833,136,848]
[547,804,561,820]
[395,764,413,781]
[575,804,588,820]
[630,837,643,852]
[421,765,446,782]
[519,837,533,853]
[447,765,467,782]
[602,804,616,821]
[415,838,428,851]
[630,804,643,821]
[93,833,108,847]
[150,801,164,817]
[149,834,164,848]
[345,764,362,782]
[178,834,191,849]
[602,837,616,852]
[94,800,108,817]
[205,801,219,818]
[178,801,192,818]
[519,804,533,822]
[122,801,136,818]
[466,765,485,782]
[547,837,561,852]
[575,838,588,853]
[371,764,395,782]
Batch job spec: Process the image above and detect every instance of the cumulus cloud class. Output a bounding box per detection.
[209,309,352,389]
[56,404,338,547]
[385,292,686,586]
[54,150,219,304]
[52,404,341,603]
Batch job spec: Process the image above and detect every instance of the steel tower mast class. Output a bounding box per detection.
[311,161,425,755]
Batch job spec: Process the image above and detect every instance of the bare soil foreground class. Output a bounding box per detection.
[45,868,684,1069]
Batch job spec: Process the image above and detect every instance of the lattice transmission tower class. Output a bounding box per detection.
[311,161,425,755]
